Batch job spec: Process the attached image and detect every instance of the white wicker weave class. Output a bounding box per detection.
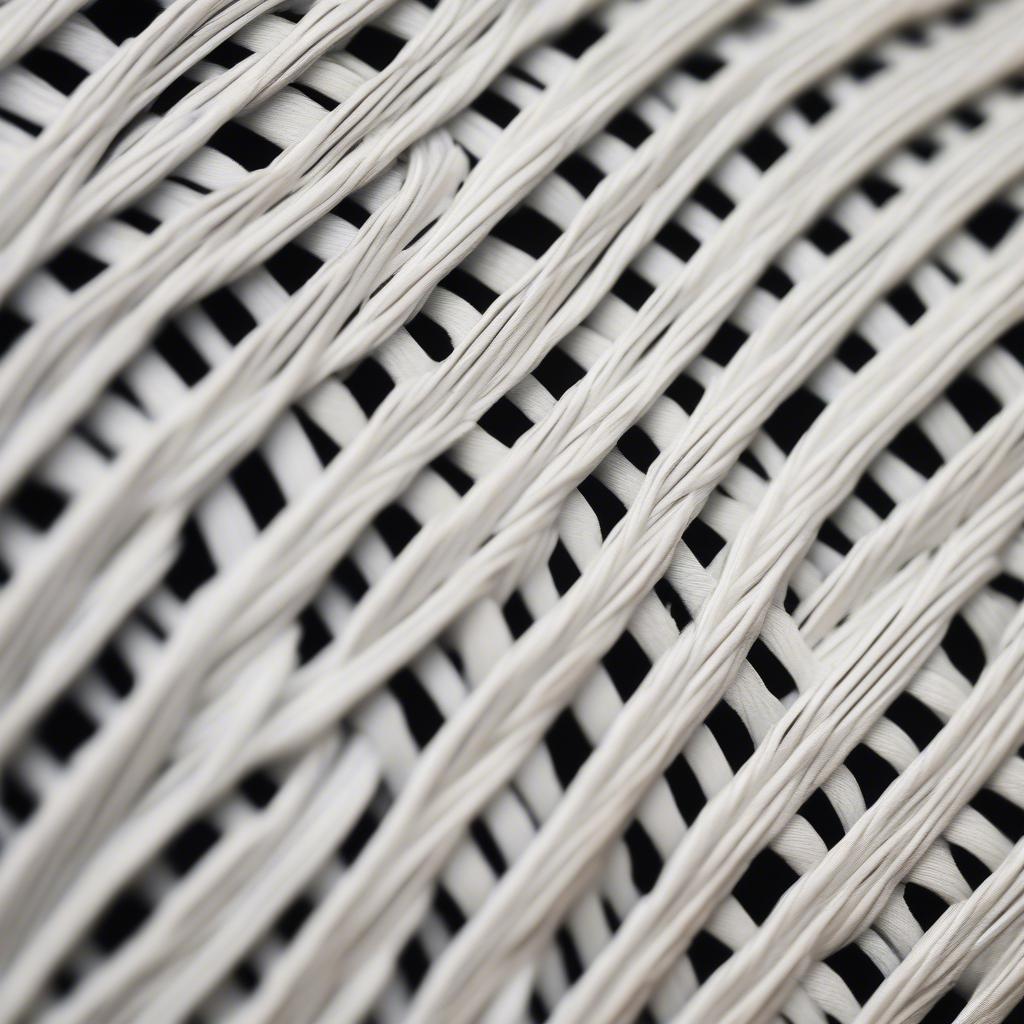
[2,2,1024,1022]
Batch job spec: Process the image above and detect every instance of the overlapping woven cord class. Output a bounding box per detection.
[2,1,1024,1022]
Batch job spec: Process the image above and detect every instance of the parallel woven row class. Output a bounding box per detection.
[2,0,1024,1021]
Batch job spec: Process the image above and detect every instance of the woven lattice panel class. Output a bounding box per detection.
[2,1,1024,1022]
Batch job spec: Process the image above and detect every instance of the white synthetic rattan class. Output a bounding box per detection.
[3,2,1024,1023]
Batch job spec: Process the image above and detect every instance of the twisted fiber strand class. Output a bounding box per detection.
[666,230,1024,1017]
[0,133,464,728]
[0,0,284,247]
[412,110,1024,1024]
[0,0,505,298]
[233,0,970,772]
[0,0,93,67]
[0,0,371,251]
[3,1,1024,1022]
[417,199,1024,1024]
[803,429,1024,644]
[0,137,463,1016]
[35,7,371,252]
[796,389,1024,646]
[16,4,1024,1011]
[251,0,1018,767]
[859,835,1024,1022]
[0,0,598,449]
[0,0,831,823]
[677,592,1024,1024]
[241,18,1024,1018]
[0,0,495,436]
[953,922,1024,1024]
[0,0,680,449]
[280,0,957,686]
[49,736,377,1024]
[458,276,1024,1019]
[0,0,761,696]
[0,0,729,696]
[551,437,1024,1024]
[0,0,762,944]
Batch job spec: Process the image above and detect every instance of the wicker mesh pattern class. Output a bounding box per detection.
[2,1,1024,1022]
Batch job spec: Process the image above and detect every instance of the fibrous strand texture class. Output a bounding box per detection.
[2,1,1024,1022]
